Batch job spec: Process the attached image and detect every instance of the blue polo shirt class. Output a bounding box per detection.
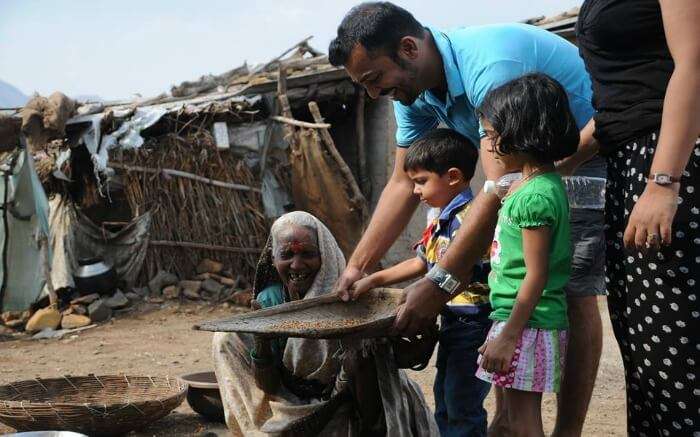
[394,24,595,148]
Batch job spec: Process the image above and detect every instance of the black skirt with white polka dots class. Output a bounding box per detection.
[605,132,700,437]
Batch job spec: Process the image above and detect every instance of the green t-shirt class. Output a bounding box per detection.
[488,173,571,329]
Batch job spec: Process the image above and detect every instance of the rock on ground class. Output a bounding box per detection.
[163,285,180,300]
[61,314,91,329]
[25,307,61,333]
[88,300,112,323]
[231,290,253,307]
[105,290,129,309]
[149,271,179,296]
[196,259,223,275]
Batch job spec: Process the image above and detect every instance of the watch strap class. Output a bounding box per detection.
[426,265,462,295]
[650,173,681,184]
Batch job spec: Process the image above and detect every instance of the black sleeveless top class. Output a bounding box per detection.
[576,0,674,152]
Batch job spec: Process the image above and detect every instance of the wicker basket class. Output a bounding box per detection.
[0,375,187,436]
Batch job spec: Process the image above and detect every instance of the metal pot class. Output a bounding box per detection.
[73,257,117,296]
[179,371,225,423]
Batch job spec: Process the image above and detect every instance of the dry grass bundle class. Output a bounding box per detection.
[116,129,268,281]
[33,140,69,199]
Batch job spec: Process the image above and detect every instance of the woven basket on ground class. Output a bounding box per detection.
[0,375,187,436]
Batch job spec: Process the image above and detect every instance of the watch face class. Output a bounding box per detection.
[443,277,459,293]
[655,174,671,185]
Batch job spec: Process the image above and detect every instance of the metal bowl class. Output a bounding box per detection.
[179,371,225,423]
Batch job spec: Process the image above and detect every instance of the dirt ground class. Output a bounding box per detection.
[0,297,626,436]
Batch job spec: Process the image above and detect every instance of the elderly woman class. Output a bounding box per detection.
[212,211,438,436]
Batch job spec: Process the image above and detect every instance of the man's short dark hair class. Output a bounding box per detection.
[328,2,424,66]
[476,73,579,163]
[404,129,478,181]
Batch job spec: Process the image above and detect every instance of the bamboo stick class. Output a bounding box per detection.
[270,116,330,129]
[109,162,261,193]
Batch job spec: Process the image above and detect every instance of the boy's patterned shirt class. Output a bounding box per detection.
[416,188,491,316]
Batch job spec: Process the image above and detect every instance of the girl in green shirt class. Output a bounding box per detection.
[474,73,579,436]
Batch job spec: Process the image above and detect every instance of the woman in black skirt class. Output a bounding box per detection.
[576,0,699,435]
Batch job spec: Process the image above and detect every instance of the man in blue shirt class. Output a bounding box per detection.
[329,3,604,436]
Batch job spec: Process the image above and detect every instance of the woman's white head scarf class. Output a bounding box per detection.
[270,211,346,383]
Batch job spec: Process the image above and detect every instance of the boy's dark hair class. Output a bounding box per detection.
[404,129,478,180]
[476,73,579,162]
[328,2,424,66]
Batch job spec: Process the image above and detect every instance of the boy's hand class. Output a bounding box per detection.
[478,334,518,374]
[347,275,376,301]
[336,265,364,302]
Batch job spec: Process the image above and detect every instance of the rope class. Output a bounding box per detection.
[128,401,146,416]
[33,378,48,393]
[20,401,35,421]
[93,375,105,389]
[50,403,72,427]
[63,375,79,391]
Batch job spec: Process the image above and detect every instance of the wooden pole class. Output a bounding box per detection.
[307,101,370,225]
[39,235,58,306]
[270,116,330,129]
[355,89,371,199]
[250,36,313,77]
[108,162,262,193]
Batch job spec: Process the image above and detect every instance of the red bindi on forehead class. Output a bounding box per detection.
[283,241,310,254]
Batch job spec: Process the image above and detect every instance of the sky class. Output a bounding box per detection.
[0,0,580,101]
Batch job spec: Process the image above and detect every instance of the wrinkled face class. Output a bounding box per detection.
[345,44,422,105]
[481,118,521,172]
[406,168,454,208]
[273,225,322,298]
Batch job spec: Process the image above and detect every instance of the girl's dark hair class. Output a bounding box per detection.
[404,128,478,180]
[329,2,425,66]
[476,73,579,163]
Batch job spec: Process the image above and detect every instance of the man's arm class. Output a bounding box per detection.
[438,139,504,282]
[556,118,600,176]
[392,139,505,335]
[337,147,420,300]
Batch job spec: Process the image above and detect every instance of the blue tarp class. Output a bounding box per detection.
[0,149,51,311]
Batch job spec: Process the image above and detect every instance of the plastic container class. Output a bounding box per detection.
[495,172,522,198]
[562,176,606,210]
[494,173,606,210]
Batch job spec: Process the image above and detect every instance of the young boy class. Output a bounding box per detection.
[353,128,491,436]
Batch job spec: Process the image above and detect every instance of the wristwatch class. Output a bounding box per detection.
[425,265,462,295]
[483,180,496,195]
[650,173,681,186]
